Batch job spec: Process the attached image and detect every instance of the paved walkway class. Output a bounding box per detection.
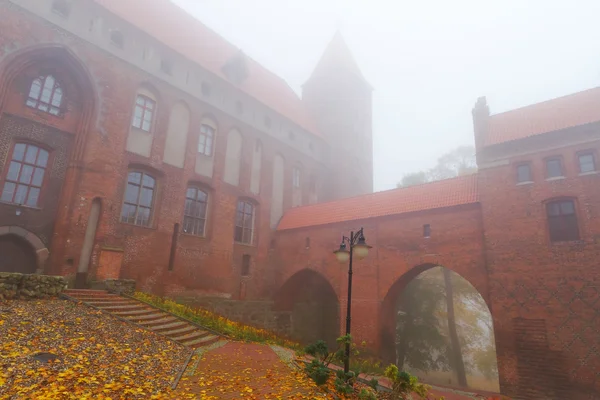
[176,341,501,400]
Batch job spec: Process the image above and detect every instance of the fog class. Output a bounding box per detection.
[173,0,600,191]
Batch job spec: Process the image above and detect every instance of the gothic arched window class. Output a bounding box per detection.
[26,75,63,116]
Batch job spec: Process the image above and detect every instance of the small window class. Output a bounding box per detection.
[264,116,271,128]
[293,167,301,188]
[198,124,215,156]
[183,187,208,236]
[51,0,71,17]
[423,224,431,238]
[132,95,155,132]
[545,158,563,179]
[241,254,251,276]
[110,30,124,48]
[1,143,49,207]
[255,140,262,152]
[235,101,243,115]
[201,82,211,97]
[288,131,295,141]
[305,237,310,249]
[309,175,317,193]
[26,75,63,116]
[120,171,155,226]
[235,200,255,244]
[546,199,579,242]
[516,164,532,183]
[160,59,172,75]
[578,153,596,174]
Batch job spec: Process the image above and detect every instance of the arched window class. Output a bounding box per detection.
[546,199,579,242]
[235,200,255,244]
[120,171,156,226]
[183,187,208,236]
[131,94,155,132]
[26,75,63,116]
[198,124,215,156]
[1,143,49,207]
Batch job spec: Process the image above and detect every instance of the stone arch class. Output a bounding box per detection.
[163,101,191,167]
[0,226,49,274]
[273,268,340,348]
[379,263,498,390]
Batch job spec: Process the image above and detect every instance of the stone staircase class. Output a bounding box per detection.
[62,289,220,349]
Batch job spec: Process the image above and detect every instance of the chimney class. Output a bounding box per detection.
[472,96,490,152]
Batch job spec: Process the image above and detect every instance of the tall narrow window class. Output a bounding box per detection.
[1,143,49,207]
[120,171,155,226]
[110,30,124,48]
[132,95,155,132]
[546,199,579,242]
[578,152,596,173]
[545,157,563,179]
[51,0,71,17]
[26,75,63,116]
[198,124,215,156]
[235,200,254,244]
[293,167,301,188]
[183,187,208,236]
[241,254,251,276]
[423,224,431,238]
[516,163,532,183]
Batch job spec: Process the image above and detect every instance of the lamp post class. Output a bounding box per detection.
[333,227,372,375]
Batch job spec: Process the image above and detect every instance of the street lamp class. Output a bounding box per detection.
[333,227,372,375]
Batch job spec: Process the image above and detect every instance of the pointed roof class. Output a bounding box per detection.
[93,0,320,137]
[305,31,370,87]
[277,174,478,231]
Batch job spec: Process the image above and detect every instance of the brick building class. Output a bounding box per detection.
[1,0,599,398]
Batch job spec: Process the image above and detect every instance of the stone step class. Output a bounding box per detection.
[64,289,109,296]
[123,312,166,322]
[137,316,179,327]
[171,329,208,342]
[95,304,146,311]
[111,308,156,317]
[160,325,197,337]
[87,300,140,307]
[150,321,187,332]
[183,334,219,348]
[68,295,121,301]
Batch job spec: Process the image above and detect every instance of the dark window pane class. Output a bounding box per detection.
[244,202,253,214]
[32,168,45,187]
[1,182,16,203]
[243,211,253,228]
[243,228,252,244]
[128,172,141,184]
[139,187,153,207]
[136,207,150,226]
[142,174,155,188]
[560,201,575,215]
[546,159,562,178]
[26,188,40,207]
[547,202,560,217]
[517,164,531,183]
[186,187,196,199]
[13,144,26,161]
[36,150,49,167]
[25,146,38,164]
[19,165,34,184]
[579,154,595,173]
[125,183,140,204]
[197,190,207,202]
[14,185,28,204]
[235,210,244,227]
[136,96,145,106]
[234,226,243,242]
[7,162,21,181]
[184,198,193,216]
[195,202,207,218]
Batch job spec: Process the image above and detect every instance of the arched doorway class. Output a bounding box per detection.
[381,265,498,392]
[0,234,38,274]
[273,269,340,348]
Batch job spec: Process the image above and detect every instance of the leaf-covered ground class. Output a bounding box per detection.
[0,299,189,399]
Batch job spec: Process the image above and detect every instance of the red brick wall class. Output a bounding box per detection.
[0,2,328,298]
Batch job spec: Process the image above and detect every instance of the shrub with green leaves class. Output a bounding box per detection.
[305,359,330,385]
[358,387,378,400]
[384,364,429,399]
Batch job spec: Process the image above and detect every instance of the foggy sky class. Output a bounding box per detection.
[172,0,600,191]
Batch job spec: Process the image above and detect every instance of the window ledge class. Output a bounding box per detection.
[516,181,534,186]
[545,176,565,182]
[0,201,42,211]
[551,240,584,246]
[234,241,255,248]
[118,221,156,231]
[180,232,207,239]
[579,171,599,176]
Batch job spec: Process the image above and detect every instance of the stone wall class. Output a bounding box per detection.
[0,273,66,300]
[176,296,293,338]
[105,279,136,295]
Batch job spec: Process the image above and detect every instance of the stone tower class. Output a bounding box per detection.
[302,32,373,201]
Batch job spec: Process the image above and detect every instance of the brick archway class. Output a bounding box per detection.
[379,263,496,369]
[0,226,48,274]
[273,268,340,348]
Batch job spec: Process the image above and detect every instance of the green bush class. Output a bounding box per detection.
[384,364,429,399]
[305,359,330,385]
[367,378,379,391]
[358,387,378,400]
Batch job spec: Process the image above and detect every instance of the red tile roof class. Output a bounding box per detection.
[93,0,320,137]
[486,86,600,146]
[277,174,478,231]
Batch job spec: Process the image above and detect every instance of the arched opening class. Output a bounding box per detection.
[75,198,102,288]
[0,234,38,274]
[273,269,340,348]
[381,265,498,393]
